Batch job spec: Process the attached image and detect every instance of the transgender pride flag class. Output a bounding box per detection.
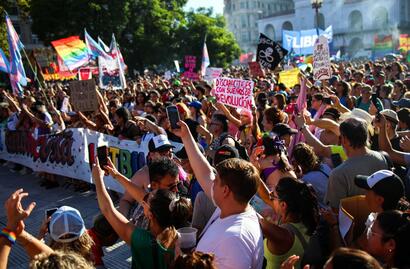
[6,14,27,95]
[0,48,10,73]
[84,29,111,60]
[201,41,210,76]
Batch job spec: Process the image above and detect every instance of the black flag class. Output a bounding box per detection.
[257,33,288,70]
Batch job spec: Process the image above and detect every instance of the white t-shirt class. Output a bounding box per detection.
[196,207,264,269]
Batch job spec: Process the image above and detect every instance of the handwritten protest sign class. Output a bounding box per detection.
[248,61,265,77]
[313,36,332,80]
[212,77,254,110]
[182,55,199,80]
[69,80,99,112]
[204,67,223,83]
[278,68,300,88]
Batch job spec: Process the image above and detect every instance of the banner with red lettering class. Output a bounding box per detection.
[211,77,255,110]
[0,128,149,193]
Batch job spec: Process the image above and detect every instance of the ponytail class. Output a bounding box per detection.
[276,178,319,235]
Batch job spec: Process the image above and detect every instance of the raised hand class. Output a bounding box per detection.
[5,189,36,234]
[171,120,190,138]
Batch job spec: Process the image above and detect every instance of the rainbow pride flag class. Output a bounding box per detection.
[51,36,89,71]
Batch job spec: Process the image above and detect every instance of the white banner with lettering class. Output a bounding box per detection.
[0,128,150,193]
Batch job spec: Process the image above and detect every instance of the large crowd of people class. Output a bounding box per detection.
[0,55,410,269]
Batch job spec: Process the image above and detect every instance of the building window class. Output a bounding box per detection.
[372,7,388,29]
[242,33,248,42]
[240,2,245,9]
[348,10,363,31]
[246,1,249,9]
[241,15,247,27]
[232,3,235,10]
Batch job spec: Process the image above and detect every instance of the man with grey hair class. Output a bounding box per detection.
[325,118,389,211]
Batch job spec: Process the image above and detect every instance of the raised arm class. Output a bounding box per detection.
[105,159,148,204]
[196,124,213,145]
[135,116,166,135]
[77,111,97,130]
[91,158,135,245]
[378,114,406,166]
[2,91,20,113]
[215,102,242,127]
[21,104,50,128]
[309,118,340,137]
[3,189,53,261]
[174,121,213,198]
[294,113,332,158]
[49,103,65,130]
[330,95,350,114]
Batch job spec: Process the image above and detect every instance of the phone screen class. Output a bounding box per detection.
[97,146,108,168]
[45,208,58,219]
[166,105,180,129]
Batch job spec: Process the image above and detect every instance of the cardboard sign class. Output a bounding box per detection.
[313,36,332,80]
[182,55,199,80]
[212,77,254,110]
[257,33,288,70]
[204,67,223,83]
[278,68,300,88]
[248,61,265,77]
[69,80,99,112]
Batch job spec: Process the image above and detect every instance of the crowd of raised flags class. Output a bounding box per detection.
[0,13,129,95]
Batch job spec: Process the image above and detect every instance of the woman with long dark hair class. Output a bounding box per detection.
[92,158,192,269]
[259,177,320,269]
[366,210,410,269]
[251,134,296,191]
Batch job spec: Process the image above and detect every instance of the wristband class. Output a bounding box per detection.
[1,228,17,245]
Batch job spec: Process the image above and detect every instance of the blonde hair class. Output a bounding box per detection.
[49,232,94,262]
[30,251,93,269]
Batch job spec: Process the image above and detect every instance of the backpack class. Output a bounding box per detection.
[285,221,330,268]
[219,133,250,161]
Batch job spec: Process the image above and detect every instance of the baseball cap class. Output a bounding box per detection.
[355,170,404,202]
[175,144,204,160]
[49,206,86,243]
[272,123,298,137]
[392,98,410,109]
[214,145,239,165]
[380,109,399,124]
[148,134,175,152]
[188,100,202,110]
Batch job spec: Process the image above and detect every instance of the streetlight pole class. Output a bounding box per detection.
[311,0,323,37]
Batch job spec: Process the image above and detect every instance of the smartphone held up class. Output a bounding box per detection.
[166,105,181,129]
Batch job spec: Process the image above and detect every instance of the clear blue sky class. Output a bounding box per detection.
[185,0,224,15]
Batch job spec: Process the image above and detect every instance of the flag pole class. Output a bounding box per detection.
[21,48,51,105]
[3,10,48,102]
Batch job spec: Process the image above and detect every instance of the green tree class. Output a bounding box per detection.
[30,0,129,44]
[29,1,240,72]
[0,0,31,57]
[176,8,240,69]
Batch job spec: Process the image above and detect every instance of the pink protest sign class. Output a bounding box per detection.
[212,77,255,110]
[182,55,199,80]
